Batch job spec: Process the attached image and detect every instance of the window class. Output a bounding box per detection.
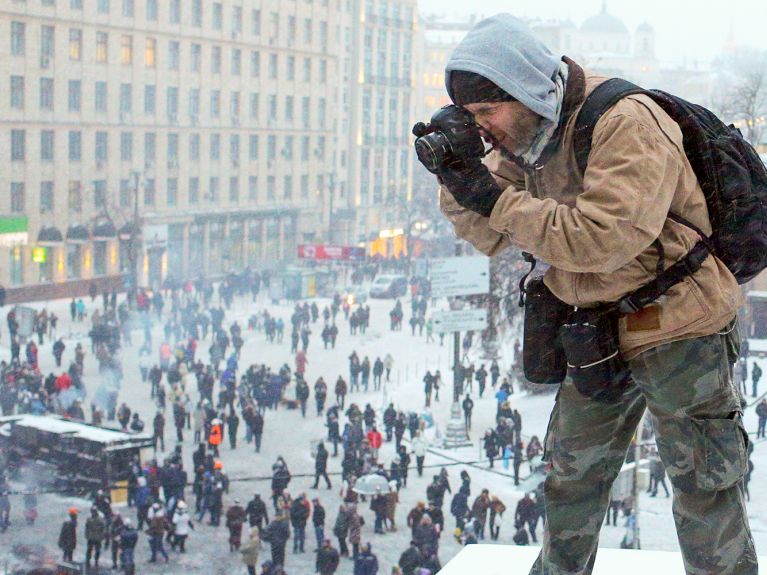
[40,182,54,213]
[40,26,55,67]
[145,38,156,67]
[68,181,82,212]
[320,21,328,49]
[269,12,279,39]
[166,87,179,117]
[192,0,202,26]
[189,177,199,204]
[249,93,259,118]
[170,0,181,24]
[189,88,200,117]
[268,95,277,119]
[69,29,82,60]
[318,97,326,128]
[11,22,26,56]
[249,176,257,200]
[210,91,221,117]
[144,179,155,205]
[95,81,107,112]
[250,51,261,77]
[209,177,219,201]
[267,135,276,161]
[95,131,108,162]
[302,96,310,127]
[320,59,327,83]
[40,78,54,110]
[191,44,201,72]
[168,41,180,70]
[10,183,25,214]
[303,18,312,43]
[249,135,259,160]
[68,131,82,161]
[167,178,178,206]
[144,85,155,114]
[232,49,242,75]
[122,0,134,17]
[301,136,310,160]
[285,96,294,121]
[120,179,131,208]
[121,35,133,64]
[94,180,107,208]
[168,133,179,161]
[229,177,239,202]
[120,83,132,113]
[232,6,243,35]
[120,132,133,161]
[146,0,158,21]
[189,134,200,160]
[283,175,293,199]
[10,76,24,109]
[251,10,261,35]
[11,130,25,161]
[96,32,108,62]
[210,134,221,160]
[230,92,241,118]
[302,58,311,82]
[212,3,223,29]
[284,135,294,159]
[230,134,240,163]
[41,130,54,161]
[93,239,107,276]
[287,56,295,80]
[144,132,156,165]
[268,53,278,79]
[267,176,275,200]
[68,80,81,111]
[211,46,222,73]
[97,0,110,13]
[288,16,296,42]
[301,174,309,198]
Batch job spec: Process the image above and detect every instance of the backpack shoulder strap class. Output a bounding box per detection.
[573,78,646,175]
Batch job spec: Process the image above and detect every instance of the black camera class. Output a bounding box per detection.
[412,105,485,173]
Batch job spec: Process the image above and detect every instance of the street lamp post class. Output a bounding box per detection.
[327,172,335,245]
[128,171,143,309]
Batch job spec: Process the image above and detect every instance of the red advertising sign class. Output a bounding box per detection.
[297,244,365,261]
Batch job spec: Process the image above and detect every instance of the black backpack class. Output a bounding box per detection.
[573,78,767,312]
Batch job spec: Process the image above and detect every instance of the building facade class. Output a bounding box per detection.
[0,0,349,294]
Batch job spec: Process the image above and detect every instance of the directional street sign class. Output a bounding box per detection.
[429,256,489,298]
[432,308,487,333]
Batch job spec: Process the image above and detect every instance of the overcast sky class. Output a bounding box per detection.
[418,0,767,66]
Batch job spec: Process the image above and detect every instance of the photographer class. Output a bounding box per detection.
[415,13,756,575]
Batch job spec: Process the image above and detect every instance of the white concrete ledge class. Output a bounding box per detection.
[439,544,763,574]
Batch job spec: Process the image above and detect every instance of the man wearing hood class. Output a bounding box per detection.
[418,13,756,575]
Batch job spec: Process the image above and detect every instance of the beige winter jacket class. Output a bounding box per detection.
[440,62,742,359]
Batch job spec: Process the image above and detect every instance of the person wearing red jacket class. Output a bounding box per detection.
[367,427,383,460]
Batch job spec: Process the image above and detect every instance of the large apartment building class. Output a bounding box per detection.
[1,0,420,296]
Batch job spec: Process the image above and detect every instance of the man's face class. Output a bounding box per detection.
[463,101,542,157]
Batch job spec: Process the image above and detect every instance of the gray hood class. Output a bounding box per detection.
[445,14,562,122]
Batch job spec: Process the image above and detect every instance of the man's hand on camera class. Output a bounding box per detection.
[438,158,503,218]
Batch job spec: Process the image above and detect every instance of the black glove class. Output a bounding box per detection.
[439,159,504,218]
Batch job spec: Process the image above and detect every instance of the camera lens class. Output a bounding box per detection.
[414,132,453,173]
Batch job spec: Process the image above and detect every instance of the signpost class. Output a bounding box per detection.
[430,249,490,449]
[432,309,487,333]
[429,256,489,298]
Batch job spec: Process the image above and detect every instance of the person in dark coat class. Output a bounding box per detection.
[312,498,326,549]
[226,499,247,551]
[450,486,470,531]
[264,514,290,568]
[398,541,423,575]
[246,493,269,530]
[313,442,332,489]
[353,542,379,575]
[316,538,340,575]
[85,507,107,567]
[289,495,311,553]
[58,508,78,562]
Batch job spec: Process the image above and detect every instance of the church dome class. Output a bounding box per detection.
[636,21,654,34]
[581,4,629,35]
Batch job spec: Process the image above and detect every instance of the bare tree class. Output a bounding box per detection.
[713,49,767,145]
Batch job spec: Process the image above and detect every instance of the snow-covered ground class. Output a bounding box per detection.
[0,283,765,574]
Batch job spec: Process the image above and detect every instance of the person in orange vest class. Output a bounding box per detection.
[208,418,223,457]
[367,426,383,461]
[159,342,172,372]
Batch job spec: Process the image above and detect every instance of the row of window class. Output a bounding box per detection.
[8,129,329,165]
[8,77,332,128]
[10,22,335,78]
[8,172,327,215]
[38,0,344,37]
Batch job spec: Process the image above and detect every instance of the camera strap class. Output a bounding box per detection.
[517,252,537,308]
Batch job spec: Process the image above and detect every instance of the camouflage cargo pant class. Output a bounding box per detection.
[529,326,758,575]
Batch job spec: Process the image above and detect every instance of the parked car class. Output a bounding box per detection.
[343,286,368,306]
[369,275,408,298]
